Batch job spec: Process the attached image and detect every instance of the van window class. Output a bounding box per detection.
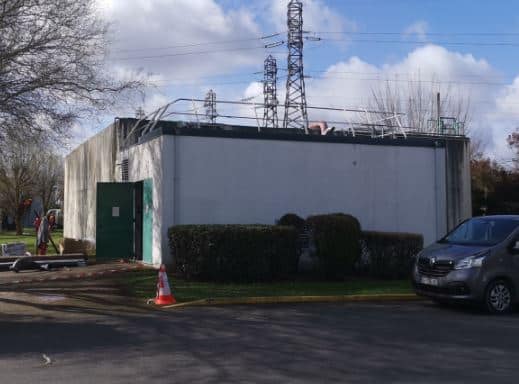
[443,218,519,246]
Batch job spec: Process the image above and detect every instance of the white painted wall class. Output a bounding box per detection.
[159,136,447,262]
[65,127,464,267]
[128,137,164,266]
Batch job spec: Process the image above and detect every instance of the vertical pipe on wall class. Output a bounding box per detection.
[436,92,441,135]
[433,140,448,242]
[433,144,438,240]
[172,135,177,227]
[444,140,452,232]
[171,135,178,267]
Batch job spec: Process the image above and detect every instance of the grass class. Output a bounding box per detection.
[118,269,413,302]
[0,228,63,254]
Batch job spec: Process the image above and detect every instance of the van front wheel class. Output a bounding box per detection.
[485,280,513,314]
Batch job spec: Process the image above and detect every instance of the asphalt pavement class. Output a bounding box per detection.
[1,293,519,384]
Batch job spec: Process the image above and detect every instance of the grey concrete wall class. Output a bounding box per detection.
[445,139,472,231]
[64,124,118,241]
[161,136,448,252]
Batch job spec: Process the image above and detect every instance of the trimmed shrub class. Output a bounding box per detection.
[359,231,423,279]
[168,224,298,282]
[276,213,307,258]
[276,213,306,231]
[306,213,361,279]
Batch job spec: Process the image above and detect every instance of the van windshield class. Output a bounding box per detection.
[441,218,519,246]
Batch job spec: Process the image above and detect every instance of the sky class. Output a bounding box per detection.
[82,0,519,164]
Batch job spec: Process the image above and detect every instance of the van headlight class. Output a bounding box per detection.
[454,251,489,270]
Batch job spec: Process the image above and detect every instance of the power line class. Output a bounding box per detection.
[319,37,519,48]
[141,68,504,87]
[304,93,514,104]
[146,75,289,88]
[282,68,513,87]
[303,73,510,87]
[112,46,283,61]
[109,38,322,63]
[111,30,519,53]
[312,31,519,37]
[112,33,282,53]
[150,79,260,87]
[129,65,513,91]
[290,69,505,81]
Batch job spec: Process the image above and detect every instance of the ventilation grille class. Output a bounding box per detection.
[121,158,129,181]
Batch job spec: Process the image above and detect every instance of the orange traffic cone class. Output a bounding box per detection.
[154,264,176,305]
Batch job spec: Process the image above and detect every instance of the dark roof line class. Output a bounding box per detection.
[114,118,468,150]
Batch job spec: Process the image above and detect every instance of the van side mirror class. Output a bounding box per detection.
[512,241,519,254]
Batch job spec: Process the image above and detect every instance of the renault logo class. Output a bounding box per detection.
[430,257,436,266]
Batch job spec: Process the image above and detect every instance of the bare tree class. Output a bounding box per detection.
[0,0,141,138]
[34,154,63,213]
[0,131,45,234]
[366,77,471,136]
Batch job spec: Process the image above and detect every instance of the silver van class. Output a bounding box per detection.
[412,215,519,313]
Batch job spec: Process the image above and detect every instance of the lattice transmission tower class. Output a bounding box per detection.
[263,55,279,128]
[204,89,217,124]
[283,0,308,132]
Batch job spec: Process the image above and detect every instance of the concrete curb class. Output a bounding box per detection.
[161,293,423,309]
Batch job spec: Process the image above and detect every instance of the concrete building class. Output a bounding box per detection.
[64,118,471,266]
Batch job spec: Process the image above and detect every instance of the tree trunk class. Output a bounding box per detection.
[15,211,23,235]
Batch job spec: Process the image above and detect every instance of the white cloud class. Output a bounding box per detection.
[243,81,263,100]
[302,45,496,123]
[494,77,519,116]
[482,77,519,160]
[101,0,263,81]
[403,20,428,41]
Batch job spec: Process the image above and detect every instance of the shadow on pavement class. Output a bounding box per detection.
[0,317,137,356]
[0,279,150,319]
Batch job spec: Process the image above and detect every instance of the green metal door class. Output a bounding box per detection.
[96,183,134,260]
[142,179,153,264]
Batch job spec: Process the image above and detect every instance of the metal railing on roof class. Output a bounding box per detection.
[121,98,466,148]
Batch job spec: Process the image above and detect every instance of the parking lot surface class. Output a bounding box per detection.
[1,296,519,383]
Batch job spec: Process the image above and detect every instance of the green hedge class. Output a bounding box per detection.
[306,213,361,279]
[276,213,307,257]
[359,231,423,279]
[168,225,298,282]
[276,213,306,231]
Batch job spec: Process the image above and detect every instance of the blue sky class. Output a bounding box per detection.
[87,0,519,162]
[316,0,519,80]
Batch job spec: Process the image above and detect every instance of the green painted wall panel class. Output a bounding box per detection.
[142,179,153,264]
